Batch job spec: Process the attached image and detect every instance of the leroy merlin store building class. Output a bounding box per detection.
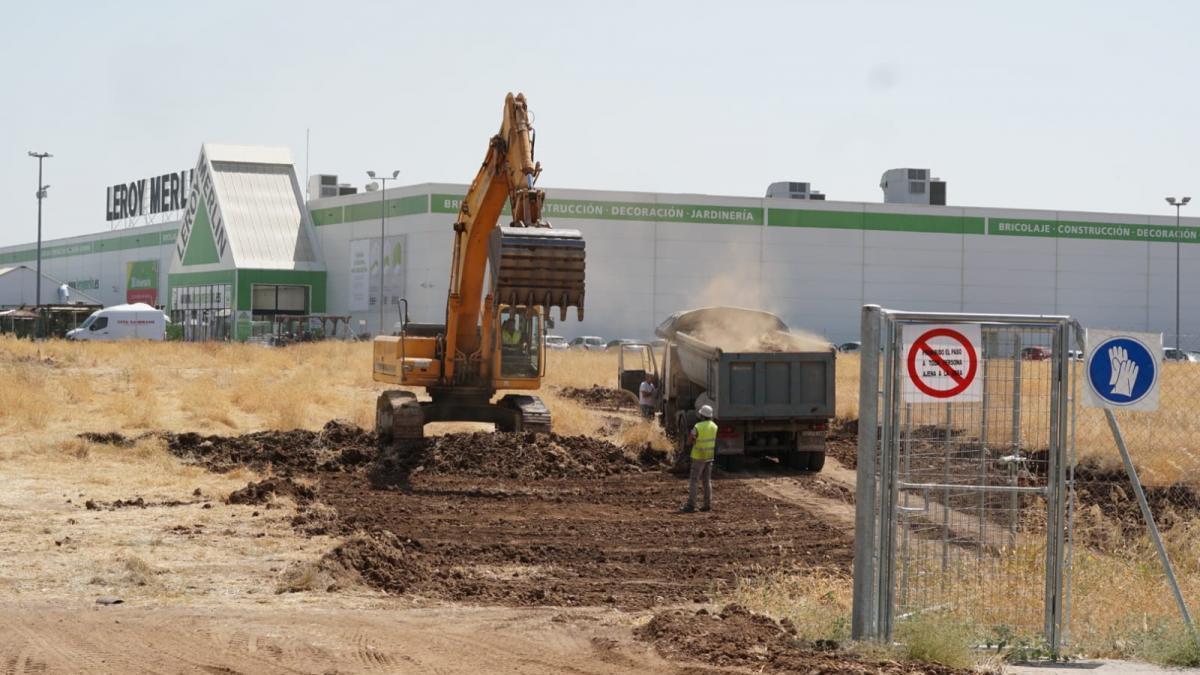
[3,143,1199,344]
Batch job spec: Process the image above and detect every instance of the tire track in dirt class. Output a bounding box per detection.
[745,457,858,531]
[0,612,135,674]
[0,604,681,674]
[353,630,398,669]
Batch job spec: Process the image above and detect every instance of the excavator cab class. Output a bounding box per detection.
[497,306,542,380]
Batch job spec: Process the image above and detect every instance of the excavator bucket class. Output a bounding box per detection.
[490,226,586,320]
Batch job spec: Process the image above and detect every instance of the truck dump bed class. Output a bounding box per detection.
[657,307,836,420]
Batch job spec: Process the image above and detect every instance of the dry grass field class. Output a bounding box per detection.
[0,338,650,440]
[2,337,1199,666]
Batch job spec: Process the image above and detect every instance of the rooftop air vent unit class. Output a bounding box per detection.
[308,174,342,200]
[765,181,826,200]
[880,168,946,206]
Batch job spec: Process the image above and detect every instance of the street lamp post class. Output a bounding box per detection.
[1167,197,1192,350]
[28,151,52,338]
[367,170,400,336]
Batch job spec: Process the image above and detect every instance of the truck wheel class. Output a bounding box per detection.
[806,452,826,473]
[663,401,676,433]
[783,450,808,471]
[718,455,744,472]
[671,417,691,474]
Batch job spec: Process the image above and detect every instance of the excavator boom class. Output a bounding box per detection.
[373,92,586,440]
[444,93,585,374]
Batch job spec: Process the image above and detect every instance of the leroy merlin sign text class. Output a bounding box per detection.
[106,169,193,221]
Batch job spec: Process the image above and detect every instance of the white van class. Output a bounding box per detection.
[66,303,168,341]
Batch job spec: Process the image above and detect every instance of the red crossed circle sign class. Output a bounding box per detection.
[906,327,979,399]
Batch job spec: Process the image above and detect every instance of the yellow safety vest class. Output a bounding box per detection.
[691,419,717,461]
[502,329,521,346]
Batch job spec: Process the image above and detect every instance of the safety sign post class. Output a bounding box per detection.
[1083,329,1162,411]
[902,323,982,403]
[1084,327,1193,637]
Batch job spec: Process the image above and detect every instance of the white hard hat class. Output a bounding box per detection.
[698,405,713,419]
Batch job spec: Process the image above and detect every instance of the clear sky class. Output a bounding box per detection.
[1,0,1197,247]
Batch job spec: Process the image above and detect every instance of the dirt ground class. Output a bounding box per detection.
[10,340,1200,672]
[2,412,965,674]
[152,422,855,610]
[9,405,1200,673]
[313,471,853,609]
[0,603,684,674]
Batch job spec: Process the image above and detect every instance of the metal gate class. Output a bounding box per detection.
[852,306,1073,653]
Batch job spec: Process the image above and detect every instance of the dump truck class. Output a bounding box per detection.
[618,307,835,471]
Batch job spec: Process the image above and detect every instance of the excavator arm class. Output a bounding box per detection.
[443,92,585,382]
[372,92,585,440]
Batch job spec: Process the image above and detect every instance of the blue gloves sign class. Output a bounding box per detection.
[1083,330,1161,411]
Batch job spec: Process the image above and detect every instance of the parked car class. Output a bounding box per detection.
[1021,346,1051,361]
[605,338,637,351]
[838,341,862,353]
[569,336,606,351]
[544,335,569,350]
[1163,347,1199,363]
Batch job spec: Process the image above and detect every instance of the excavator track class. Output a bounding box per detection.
[490,226,585,320]
[498,394,552,434]
[376,390,425,441]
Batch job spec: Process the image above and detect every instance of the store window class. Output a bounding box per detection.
[251,284,308,319]
[170,284,232,341]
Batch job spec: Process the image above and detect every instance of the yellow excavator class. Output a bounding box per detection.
[372,93,586,440]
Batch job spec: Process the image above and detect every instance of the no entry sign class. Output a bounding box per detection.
[902,324,982,403]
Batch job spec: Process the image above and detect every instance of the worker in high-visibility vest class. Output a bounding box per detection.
[681,405,716,513]
[501,317,522,348]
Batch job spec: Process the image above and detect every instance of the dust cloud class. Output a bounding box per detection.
[686,259,832,353]
[690,320,832,353]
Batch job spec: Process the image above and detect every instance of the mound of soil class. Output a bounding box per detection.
[807,477,855,503]
[277,529,426,594]
[558,386,636,410]
[290,502,342,536]
[752,332,827,353]
[374,431,666,483]
[1074,460,1200,540]
[227,477,315,505]
[323,530,427,594]
[826,422,859,469]
[165,420,376,475]
[636,605,968,674]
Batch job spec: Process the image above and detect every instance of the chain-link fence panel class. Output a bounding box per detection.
[1067,333,1200,653]
[853,308,1071,654]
